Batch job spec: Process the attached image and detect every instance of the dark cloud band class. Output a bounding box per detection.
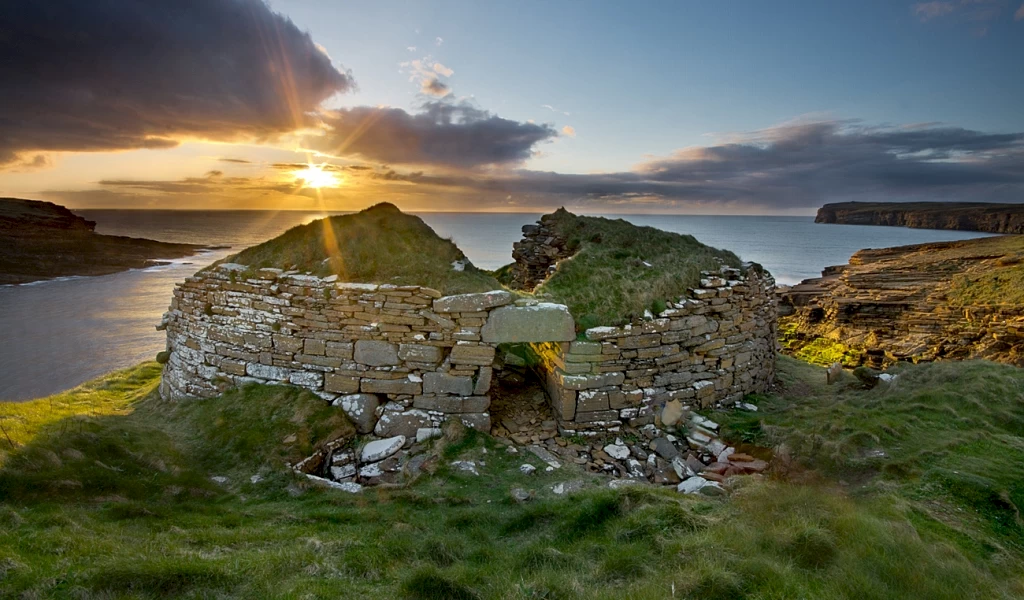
[0,0,353,165]
[305,100,559,168]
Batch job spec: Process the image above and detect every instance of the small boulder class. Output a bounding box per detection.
[333,394,381,434]
[361,436,406,463]
[510,487,533,503]
[661,400,684,427]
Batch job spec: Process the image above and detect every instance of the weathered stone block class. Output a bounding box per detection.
[303,339,326,356]
[413,395,490,413]
[423,372,474,396]
[354,340,399,366]
[576,390,610,412]
[361,378,422,395]
[333,393,380,434]
[481,303,575,343]
[433,290,513,313]
[559,371,625,391]
[569,341,603,355]
[398,343,442,365]
[474,367,493,395]
[289,371,323,388]
[374,409,430,438]
[450,343,496,366]
[246,363,288,381]
[324,374,360,394]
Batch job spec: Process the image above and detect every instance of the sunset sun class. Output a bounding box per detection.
[293,162,341,189]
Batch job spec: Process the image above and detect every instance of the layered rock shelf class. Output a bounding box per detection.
[780,236,1024,367]
[815,201,1024,234]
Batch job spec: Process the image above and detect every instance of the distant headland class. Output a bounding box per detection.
[815,201,1024,234]
[0,198,206,285]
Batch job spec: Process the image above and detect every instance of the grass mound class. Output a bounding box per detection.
[719,356,1024,556]
[533,209,743,327]
[222,202,500,295]
[0,359,1022,597]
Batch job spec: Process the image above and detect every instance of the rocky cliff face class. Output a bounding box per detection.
[0,197,202,284]
[779,235,1024,367]
[815,201,1024,234]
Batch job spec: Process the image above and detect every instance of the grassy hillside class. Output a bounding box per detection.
[0,358,1021,598]
[531,210,744,327]
[221,202,500,295]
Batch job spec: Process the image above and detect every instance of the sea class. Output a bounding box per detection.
[0,210,994,401]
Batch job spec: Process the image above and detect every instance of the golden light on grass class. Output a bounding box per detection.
[293,162,341,189]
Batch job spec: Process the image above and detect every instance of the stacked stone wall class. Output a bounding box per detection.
[159,264,519,437]
[160,264,777,440]
[532,267,777,434]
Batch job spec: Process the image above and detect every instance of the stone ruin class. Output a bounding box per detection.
[158,213,778,494]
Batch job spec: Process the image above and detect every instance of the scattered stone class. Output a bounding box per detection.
[551,480,585,495]
[826,362,843,385]
[511,487,533,503]
[416,427,442,443]
[304,473,362,493]
[250,474,263,484]
[677,476,707,494]
[330,464,356,480]
[450,460,480,476]
[603,443,630,461]
[210,476,228,485]
[651,437,680,460]
[661,400,684,427]
[360,436,406,463]
[609,478,642,489]
[527,445,562,469]
[519,463,537,475]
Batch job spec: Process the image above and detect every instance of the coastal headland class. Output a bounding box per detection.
[815,201,1024,233]
[0,198,206,285]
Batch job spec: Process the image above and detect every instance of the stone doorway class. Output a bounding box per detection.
[488,344,558,444]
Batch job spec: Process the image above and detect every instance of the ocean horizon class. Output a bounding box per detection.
[0,209,993,401]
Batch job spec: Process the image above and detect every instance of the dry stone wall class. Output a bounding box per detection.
[160,264,776,442]
[532,267,777,434]
[158,265,554,438]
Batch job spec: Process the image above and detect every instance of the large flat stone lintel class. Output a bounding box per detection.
[480,303,576,343]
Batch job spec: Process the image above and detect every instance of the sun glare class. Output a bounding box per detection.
[294,162,341,189]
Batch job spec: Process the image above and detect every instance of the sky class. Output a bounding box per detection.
[0,0,1022,214]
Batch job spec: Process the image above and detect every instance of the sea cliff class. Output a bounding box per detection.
[0,197,203,284]
[815,201,1024,233]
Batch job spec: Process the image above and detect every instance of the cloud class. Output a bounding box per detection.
[0,0,353,167]
[1016,2,1024,19]
[360,120,1024,210]
[913,1,955,20]
[433,63,455,77]
[435,37,444,46]
[407,46,418,52]
[542,104,572,116]
[304,99,558,168]
[41,119,1024,213]
[913,0,1015,24]
[218,157,253,164]
[561,125,577,138]
[421,78,452,97]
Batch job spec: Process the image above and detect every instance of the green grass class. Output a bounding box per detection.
[718,356,1024,564]
[220,203,501,295]
[533,209,744,327]
[0,358,1022,598]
